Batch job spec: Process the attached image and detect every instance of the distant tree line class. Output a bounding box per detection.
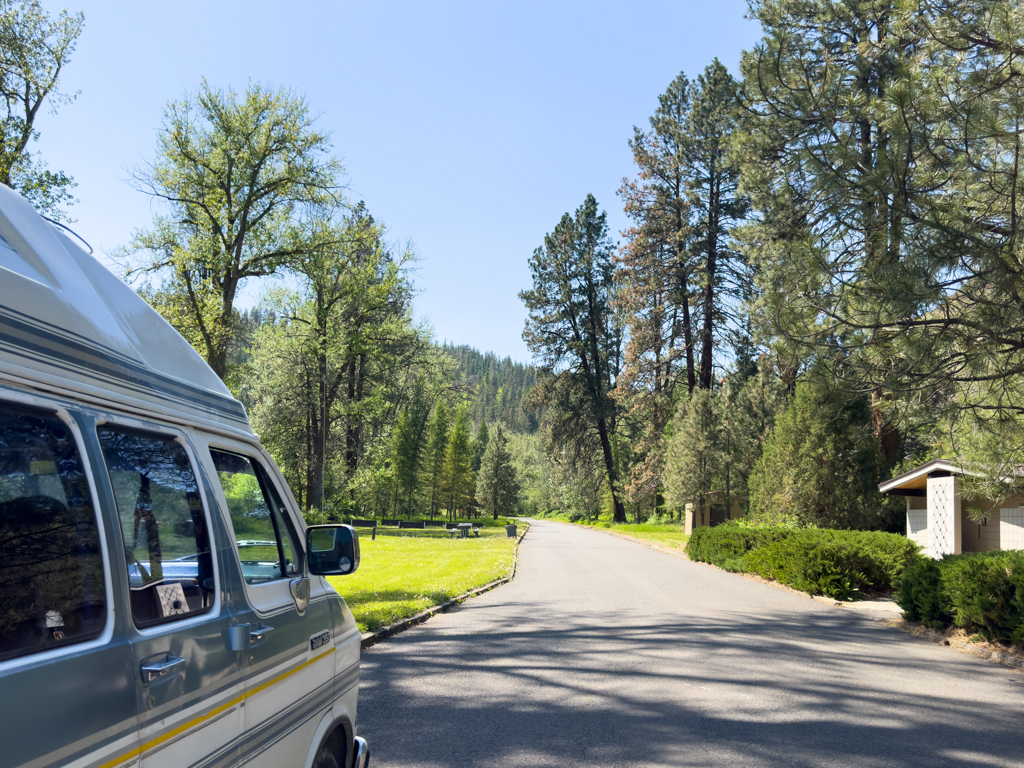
[16,0,1024,528]
[522,0,1024,528]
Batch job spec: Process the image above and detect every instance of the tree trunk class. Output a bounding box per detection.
[596,416,626,522]
[679,270,696,395]
[871,391,901,464]
[699,170,719,390]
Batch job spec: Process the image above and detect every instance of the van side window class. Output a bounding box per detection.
[98,427,214,627]
[0,403,106,663]
[210,450,300,585]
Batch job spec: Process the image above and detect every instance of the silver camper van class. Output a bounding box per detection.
[0,185,369,768]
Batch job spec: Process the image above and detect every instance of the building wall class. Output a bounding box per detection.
[906,497,928,555]
[962,505,1000,553]
[926,474,961,556]
[683,497,745,536]
[1000,505,1024,551]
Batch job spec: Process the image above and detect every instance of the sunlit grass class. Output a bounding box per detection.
[327,531,519,633]
[534,511,690,549]
[601,524,689,549]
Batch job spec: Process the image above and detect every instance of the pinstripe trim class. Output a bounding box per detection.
[0,305,248,426]
[191,665,359,768]
[85,655,358,768]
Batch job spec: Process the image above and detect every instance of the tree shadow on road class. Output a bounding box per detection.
[358,603,1023,768]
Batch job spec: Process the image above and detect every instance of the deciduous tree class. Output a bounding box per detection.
[123,80,342,380]
[0,0,82,216]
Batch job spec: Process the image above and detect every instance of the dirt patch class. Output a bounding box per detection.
[881,618,1024,670]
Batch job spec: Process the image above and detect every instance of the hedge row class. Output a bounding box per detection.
[683,525,795,570]
[896,551,1024,642]
[686,524,920,600]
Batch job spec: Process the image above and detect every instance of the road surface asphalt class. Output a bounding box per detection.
[356,518,1024,767]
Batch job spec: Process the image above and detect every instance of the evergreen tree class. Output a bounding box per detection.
[747,383,897,530]
[442,404,475,519]
[735,0,1024,459]
[442,343,540,433]
[390,410,416,517]
[664,389,722,526]
[617,61,749,510]
[521,194,626,522]
[391,381,431,517]
[476,425,520,519]
[472,420,489,472]
[423,400,450,519]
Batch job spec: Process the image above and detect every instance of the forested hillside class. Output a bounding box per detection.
[442,344,539,434]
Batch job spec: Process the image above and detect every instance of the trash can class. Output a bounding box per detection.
[505,524,517,538]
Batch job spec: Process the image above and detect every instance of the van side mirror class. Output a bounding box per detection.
[306,524,360,576]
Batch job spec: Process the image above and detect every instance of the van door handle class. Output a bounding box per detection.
[249,624,273,643]
[141,655,185,683]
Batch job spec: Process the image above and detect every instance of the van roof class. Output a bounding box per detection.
[0,184,252,435]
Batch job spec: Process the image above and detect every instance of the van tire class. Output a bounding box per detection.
[312,741,340,768]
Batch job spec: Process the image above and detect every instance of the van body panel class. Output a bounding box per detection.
[0,387,139,768]
[0,184,366,768]
[0,184,250,436]
[0,639,139,768]
[195,432,343,764]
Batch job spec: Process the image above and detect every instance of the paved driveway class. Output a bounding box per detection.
[357,518,1024,767]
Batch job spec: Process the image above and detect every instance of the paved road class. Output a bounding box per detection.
[357,519,1024,767]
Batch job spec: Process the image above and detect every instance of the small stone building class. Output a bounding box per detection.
[878,458,1024,558]
[683,493,745,536]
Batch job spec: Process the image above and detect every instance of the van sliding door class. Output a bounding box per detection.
[98,425,243,768]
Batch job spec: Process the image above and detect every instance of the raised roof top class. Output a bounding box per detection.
[0,184,251,435]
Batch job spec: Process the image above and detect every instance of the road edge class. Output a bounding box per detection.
[880,618,1024,671]
[360,523,529,650]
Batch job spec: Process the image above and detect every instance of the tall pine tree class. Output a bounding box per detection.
[521,194,626,522]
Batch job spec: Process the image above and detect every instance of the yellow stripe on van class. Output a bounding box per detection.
[96,647,336,768]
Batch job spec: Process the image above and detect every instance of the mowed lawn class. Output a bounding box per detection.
[328,531,519,633]
[591,523,689,550]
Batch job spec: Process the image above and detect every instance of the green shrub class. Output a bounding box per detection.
[896,550,1024,641]
[685,523,795,568]
[744,530,918,600]
[941,552,1024,642]
[896,557,949,628]
[688,525,919,600]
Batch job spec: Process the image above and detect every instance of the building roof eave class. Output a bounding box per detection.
[878,458,963,495]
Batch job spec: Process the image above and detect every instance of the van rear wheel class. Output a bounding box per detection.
[312,740,340,768]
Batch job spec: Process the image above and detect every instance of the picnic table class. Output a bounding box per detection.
[447,522,473,539]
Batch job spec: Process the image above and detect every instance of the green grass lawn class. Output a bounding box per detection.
[594,523,689,550]
[534,510,689,550]
[328,529,519,633]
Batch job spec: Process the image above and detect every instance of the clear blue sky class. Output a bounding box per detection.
[37,0,762,364]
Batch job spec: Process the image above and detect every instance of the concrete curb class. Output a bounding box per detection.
[880,618,1024,671]
[360,523,529,650]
